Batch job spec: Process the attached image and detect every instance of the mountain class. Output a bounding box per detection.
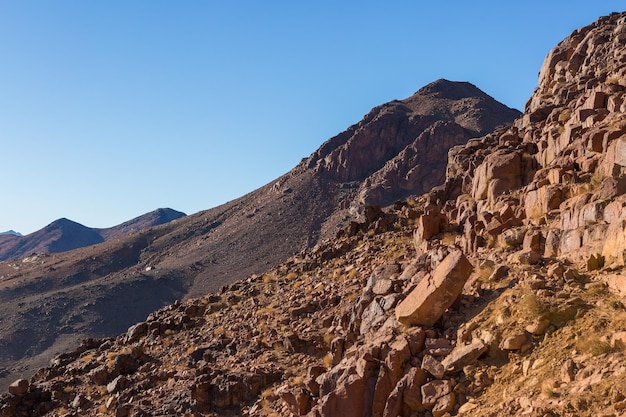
[0,208,186,262]
[0,231,21,237]
[306,79,521,217]
[0,80,518,392]
[151,78,520,299]
[95,208,186,241]
[4,11,626,417]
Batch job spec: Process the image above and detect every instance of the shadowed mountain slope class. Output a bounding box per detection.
[0,219,104,261]
[96,208,186,241]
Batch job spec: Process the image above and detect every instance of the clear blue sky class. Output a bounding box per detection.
[0,2,623,235]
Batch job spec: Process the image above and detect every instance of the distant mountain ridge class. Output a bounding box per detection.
[0,208,185,261]
[0,230,21,237]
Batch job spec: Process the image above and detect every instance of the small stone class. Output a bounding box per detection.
[421,380,453,409]
[406,327,426,356]
[425,338,453,356]
[279,387,311,416]
[518,250,541,265]
[522,359,533,376]
[88,365,110,386]
[421,355,445,379]
[125,322,148,343]
[441,339,487,373]
[500,332,529,350]
[488,265,509,281]
[304,366,325,397]
[526,319,550,335]
[107,375,128,394]
[523,230,544,252]
[547,262,564,279]
[432,392,455,417]
[586,253,605,271]
[360,299,385,335]
[106,396,116,409]
[385,338,412,378]
[330,337,344,366]
[71,393,91,408]
[611,331,626,349]
[527,276,547,290]
[8,379,29,396]
[402,367,428,411]
[416,210,445,240]
[458,402,478,413]
[561,359,576,383]
[373,278,394,295]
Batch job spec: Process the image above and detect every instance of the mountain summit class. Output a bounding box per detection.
[304,79,520,216]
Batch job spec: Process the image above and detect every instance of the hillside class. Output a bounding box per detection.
[0,80,518,390]
[3,10,626,417]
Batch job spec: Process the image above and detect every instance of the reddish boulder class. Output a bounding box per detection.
[395,249,473,326]
[472,150,522,201]
[8,379,29,396]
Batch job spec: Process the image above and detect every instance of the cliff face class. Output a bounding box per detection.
[437,11,626,268]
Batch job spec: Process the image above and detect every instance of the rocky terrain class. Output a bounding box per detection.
[3,10,626,417]
[0,208,186,262]
[0,80,518,388]
[12,8,626,417]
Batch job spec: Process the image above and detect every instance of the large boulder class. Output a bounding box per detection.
[395,249,473,326]
[525,185,564,220]
[472,150,522,202]
[602,220,626,266]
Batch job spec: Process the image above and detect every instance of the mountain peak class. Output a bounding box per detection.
[47,217,82,229]
[151,208,186,222]
[0,209,186,262]
[414,78,488,100]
